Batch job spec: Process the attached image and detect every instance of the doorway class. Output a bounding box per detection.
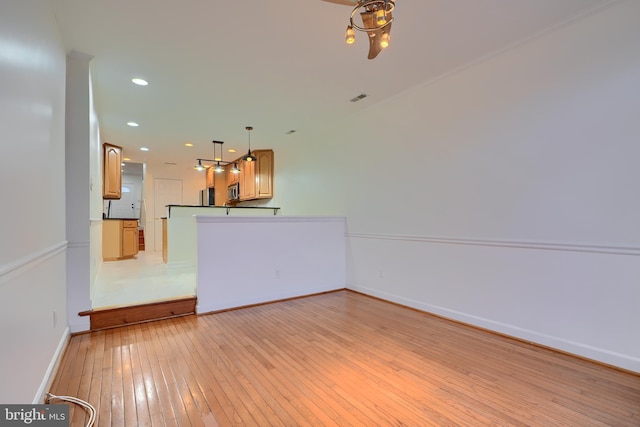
[93,175,196,309]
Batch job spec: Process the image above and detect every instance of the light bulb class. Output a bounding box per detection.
[380,33,390,48]
[375,9,387,26]
[345,26,355,45]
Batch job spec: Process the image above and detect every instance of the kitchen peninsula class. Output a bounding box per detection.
[163,205,346,314]
[163,205,280,267]
[195,214,346,314]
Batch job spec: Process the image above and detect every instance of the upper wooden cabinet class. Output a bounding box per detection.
[254,150,274,199]
[205,166,214,188]
[240,159,256,200]
[218,149,274,204]
[226,162,240,186]
[103,142,122,199]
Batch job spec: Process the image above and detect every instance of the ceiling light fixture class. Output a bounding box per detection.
[344,0,395,59]
[127,121,139,127]
[194,159,205,172]
[213,140,225,173]
[194,140,230,173]
[131,78,148,86]
[242,126,257,162]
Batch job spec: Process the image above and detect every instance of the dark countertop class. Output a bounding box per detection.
[103,217,139,221]
[166,205,279,209]
[165,205,280,218]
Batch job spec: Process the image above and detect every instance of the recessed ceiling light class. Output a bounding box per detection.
[184,143,194,147]
[140,147,149,152]
[228,149,236,153]
[214,157,221,161]
[127,121,139,127]
[123,157,131,161]
[132,78,148,86]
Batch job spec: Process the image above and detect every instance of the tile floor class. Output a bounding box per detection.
[92,250,196,309]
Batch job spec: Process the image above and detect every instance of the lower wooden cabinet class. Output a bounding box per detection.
[162,217,168,264]
[103,219,139,261]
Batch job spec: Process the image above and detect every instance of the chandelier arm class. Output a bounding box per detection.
[349,0,395,32]
[350,17,393,32]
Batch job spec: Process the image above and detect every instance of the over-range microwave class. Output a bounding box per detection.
[227,182,239,201]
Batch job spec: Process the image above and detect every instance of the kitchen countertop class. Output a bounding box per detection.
[103,217,139,221]
[165,205,280,218]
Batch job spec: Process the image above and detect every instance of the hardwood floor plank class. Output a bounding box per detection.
[48,290,640,426]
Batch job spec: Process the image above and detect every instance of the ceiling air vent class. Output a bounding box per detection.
[164,162,177,166]
[350,93,367,102]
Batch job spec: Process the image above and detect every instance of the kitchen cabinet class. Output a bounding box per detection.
[205,166,214,188]
[222,149,273,204]
[240,159,256,200]
[226,162,240,186]
[103,142,123,199]
[254,149,274,199]
[103,219,139,261]
[162,217,168,263]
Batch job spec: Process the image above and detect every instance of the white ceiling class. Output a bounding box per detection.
[51,0,612,171]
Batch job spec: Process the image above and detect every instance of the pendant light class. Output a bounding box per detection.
[213,140,225,173]
[242,126,257,162]
[193,159,205,172]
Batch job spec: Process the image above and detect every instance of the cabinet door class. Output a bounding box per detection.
[103,143,123,199]
[226,163,239,186]
[122,226,138,257]
[255,150,273,199]
[102,220,122,261]
[205,166,214,188]
[241,159,256,200]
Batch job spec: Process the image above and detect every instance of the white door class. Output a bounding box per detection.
[154,178,183,251]
[109,178,141,218]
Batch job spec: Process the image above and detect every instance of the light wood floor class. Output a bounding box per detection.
[50,290,640,426]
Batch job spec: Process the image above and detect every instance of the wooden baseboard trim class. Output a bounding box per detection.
[80,297,197,331]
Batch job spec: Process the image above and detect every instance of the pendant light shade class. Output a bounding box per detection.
[242,126,257,162]
[193,159,205,172]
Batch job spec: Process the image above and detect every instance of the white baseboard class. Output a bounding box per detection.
[33,327,70,404]
[348,284,640,373]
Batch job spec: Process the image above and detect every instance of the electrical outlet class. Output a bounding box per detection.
[53,310,57,328]
[275,270,280,279]
[379,270,384,278]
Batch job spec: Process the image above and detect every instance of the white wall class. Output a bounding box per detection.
[65,52,93,332]
[280,2,640,372]
[196,216,346,313]
[0,1,70,402]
